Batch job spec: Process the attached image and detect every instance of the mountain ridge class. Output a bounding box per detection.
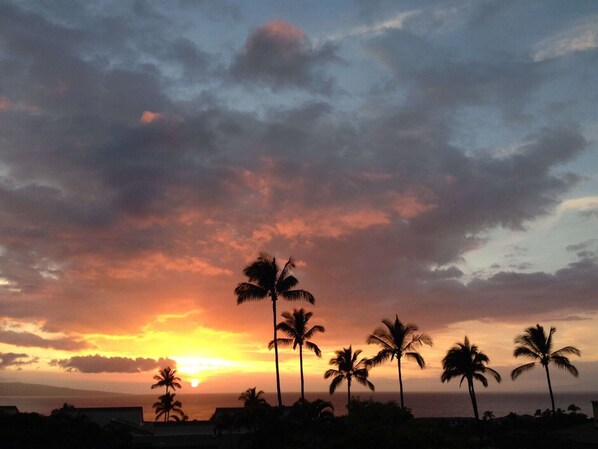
[0,382,126,397]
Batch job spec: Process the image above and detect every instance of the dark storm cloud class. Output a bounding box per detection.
[0,352,37,369]
[230,19,340,93]
[0,330,92,351]
[50,355,177,373]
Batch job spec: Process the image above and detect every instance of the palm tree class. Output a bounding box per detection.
[269,308,325,401]
[511,324,581,413]
[153,392,185,422]
[151,366,182,394]
[324,346,374,411]
[441,336,501,420]
[235,253,315,407]
[239,387,268,409]
[367,315,432,408]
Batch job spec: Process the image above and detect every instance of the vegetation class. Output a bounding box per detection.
[324,346,374,411]
[150,366,181,394]
[441,336,502,420]
[235,252,315,407]
[269,308,326,401]
[152,391,185,422]
[511,324,581,413]
[151,366,186,421]
[239,387,268,408]
[367,315,432,408]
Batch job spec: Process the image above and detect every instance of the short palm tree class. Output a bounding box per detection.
[324,346,374,411]
[367,315,432,408]
[235,253,315,407]
[151,367,182,394]
[239,387,268,408]
[269,308,325,401]
[441,336,501,420]
[153,392,185,422]
[511,324,581,413]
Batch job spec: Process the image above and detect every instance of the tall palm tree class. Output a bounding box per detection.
[153,392,185,422]
[269,308,326,401]
[440,336,501,420]
[151,367,182,394]
[235,253,315,407]
[511,324,581,413]
[324,346,374,411]
[367,315,432,408]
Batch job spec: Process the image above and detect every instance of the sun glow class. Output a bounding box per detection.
[174,357,238,377]
[190,379,199,388]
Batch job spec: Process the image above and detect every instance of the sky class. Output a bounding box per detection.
[0,0,597,397]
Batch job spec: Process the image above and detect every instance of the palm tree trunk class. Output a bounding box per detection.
[299,343,305,401]
[397,358,405,408]
[468,378,479,420]
[347,377,352,413]
[544,364,556,413]
[271,294,283,407]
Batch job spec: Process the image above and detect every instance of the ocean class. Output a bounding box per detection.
[2,391,596,421]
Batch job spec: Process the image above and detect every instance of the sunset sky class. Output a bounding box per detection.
[1,1,597,397]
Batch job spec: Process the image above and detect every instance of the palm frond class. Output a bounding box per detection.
[328,374,344,394]
[552,355,579,377]
[552,346,581,357]
[305,340,322,357]
[513,346,541,360]
[324,369,341,379]
[277,274,299,293]
[282,289,315,303]
[405,351,426,369]
[305,324,325,339]
[268,337,294,350]
[511,362,536,380]
[234,282,268,304]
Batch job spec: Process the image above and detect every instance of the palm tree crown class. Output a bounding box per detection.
[151,367,182,394]
[511,324,580,413]
[324,346,374,411]
[235,253,315,407]
[367,315,432,408]
[153,392,184,422]
[269,308,326,401]
[238,387,268,408]
[441,336,501,420]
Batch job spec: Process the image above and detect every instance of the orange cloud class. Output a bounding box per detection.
[139,110,164,124]
[388,190,437,219]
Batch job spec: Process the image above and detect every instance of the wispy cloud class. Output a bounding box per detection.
[326,10,419,41]
[533,16,598,61]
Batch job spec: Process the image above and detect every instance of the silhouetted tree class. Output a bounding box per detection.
[239,387,268,409]
[511,324,580,413]
[269,308,325,401]
[153,392,184,422]
[367,315,432,408]
[151,367,182,394]
[324,346,374,411]
[441,336,501,420]
[235,253,315,407]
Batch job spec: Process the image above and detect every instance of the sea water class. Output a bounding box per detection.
[2,391,596,421]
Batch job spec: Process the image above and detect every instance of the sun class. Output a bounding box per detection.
[190,379,200,388]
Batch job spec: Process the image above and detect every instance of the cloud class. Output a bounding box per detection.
[0,1,595,351]
[230,19,339,93]
[50,355,177,373]
[533,16,598,61]
[0,330,92,350]
[0,352,38,369]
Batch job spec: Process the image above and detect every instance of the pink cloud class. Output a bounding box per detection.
[139,110,164,124]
